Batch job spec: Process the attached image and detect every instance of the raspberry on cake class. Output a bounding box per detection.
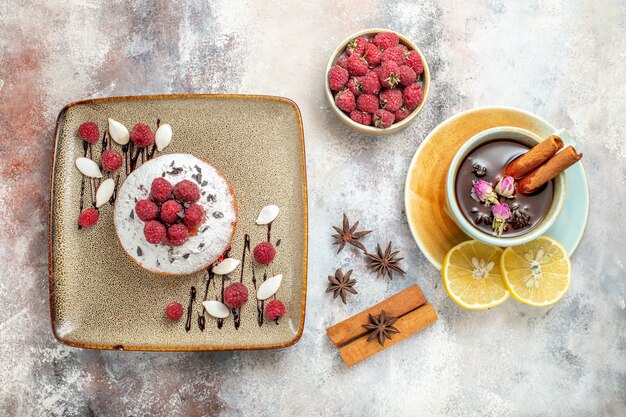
[150,177,172,202]
[135,199,159,221]
[160,200,183,224]
[144,220,166,244]
[182,203,205,229]
[114,154,237,276]
[167,223,189,246]
[173,179,200,203]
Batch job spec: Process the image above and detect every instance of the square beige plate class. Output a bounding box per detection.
[49,95,307,351]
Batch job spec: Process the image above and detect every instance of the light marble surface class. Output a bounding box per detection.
[1,0,625,415]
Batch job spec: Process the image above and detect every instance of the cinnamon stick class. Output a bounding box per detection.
[326,285,427,347]
[518,146,582,195]
[339,303,438,367]
[505,135,564,180]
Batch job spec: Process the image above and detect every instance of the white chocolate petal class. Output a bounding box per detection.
[212,258,240,275]
[256,205,280,225]
[257,274,283,300]
[95,178,115,208]
[108,118,129,145]
[75,157,103,178]
[155,123,172,151]
[202,300,230,319]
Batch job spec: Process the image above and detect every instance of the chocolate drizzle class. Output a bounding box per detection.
[253,273,268,326]
[197,267,215,331]
[267,222,272,242]
[185,286,196,332]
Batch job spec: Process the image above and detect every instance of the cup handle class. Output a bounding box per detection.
[552,128,576,147]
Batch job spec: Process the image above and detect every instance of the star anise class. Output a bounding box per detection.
[362,310,400,346]
[326,268,357,304]
[365,242,406,279]
[331,213,371,253]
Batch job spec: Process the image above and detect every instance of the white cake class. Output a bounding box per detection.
[114,153,237,276]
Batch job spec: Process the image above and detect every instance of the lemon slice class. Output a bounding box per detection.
[442,240,509,310]
[500,236,571,307]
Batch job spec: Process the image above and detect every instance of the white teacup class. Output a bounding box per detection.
[445,126,567,247]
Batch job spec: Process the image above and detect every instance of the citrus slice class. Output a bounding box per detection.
[500,236,571,307]
[442,240,509,310]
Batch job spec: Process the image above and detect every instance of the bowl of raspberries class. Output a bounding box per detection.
[325,29,430,135]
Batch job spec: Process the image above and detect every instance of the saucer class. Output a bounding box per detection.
[404,106,589,270]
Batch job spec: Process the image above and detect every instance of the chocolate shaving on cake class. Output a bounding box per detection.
[137,246,143,257]
[213,211,224,219]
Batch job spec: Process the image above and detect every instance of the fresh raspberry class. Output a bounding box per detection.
[135,199,159,221]
[150,177,172,203]
[173,180,200,203]
[398,65,417,86]
[373,109,395,128]
[78,122,100,144]
[346,37,368,56]
[130,123,155,147]
[144,220,166,244]
[404,50,424,75]
[373,32,399,49]
[336,56,348,69]
[253,242,276,265]
[346,77,362,97]
[78,207,99,228]
[182,203,205,229]
[346,54,368,77]
[349,110,372,126]
[399,44,409,53]
[165,302,184,321]
[265,299,286,321]
[334,89,356,113]
[356,94,379,113]
[394,106,412,122]
[224,282,249,308]
[363,42,382,67]
[160,199,183,224]
[379,89,403,112]
[167,223,189,246]
[403,83,424,109]
[358,71,381,95]
[378,61,400,89]
[381,46,405,65]
[328,65,349,91]
[101,149,123,172]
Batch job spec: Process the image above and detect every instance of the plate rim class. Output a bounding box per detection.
[48,94,308,351]
[403,105,589,270]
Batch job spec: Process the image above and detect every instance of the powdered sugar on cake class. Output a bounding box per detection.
[114,154,236,275]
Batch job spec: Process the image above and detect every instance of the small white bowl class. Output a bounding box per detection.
[325,28,431,136]
[445,126,567,247]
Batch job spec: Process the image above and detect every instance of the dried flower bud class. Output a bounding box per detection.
[491,203,511,237]
[495,176,515,199]
[471,180,500,205]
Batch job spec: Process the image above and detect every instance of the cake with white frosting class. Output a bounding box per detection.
[114,153,237,276]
